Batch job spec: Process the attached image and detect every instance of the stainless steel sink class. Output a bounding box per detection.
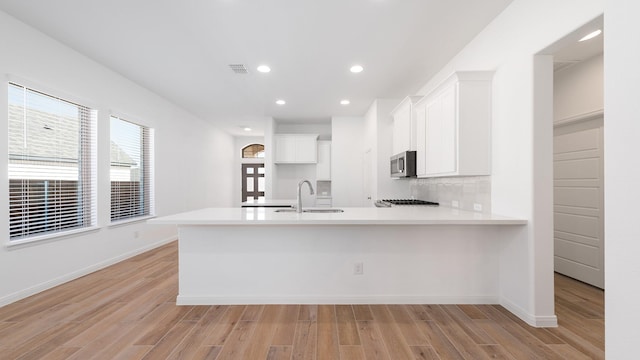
[275,208,344,213]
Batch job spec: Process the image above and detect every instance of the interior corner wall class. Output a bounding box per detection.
[332,117,365,207]
[605,0,640,356]
[0,10,235,306]
[413,0,603,325]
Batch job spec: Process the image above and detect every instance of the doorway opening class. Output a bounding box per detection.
[542,16,604,289]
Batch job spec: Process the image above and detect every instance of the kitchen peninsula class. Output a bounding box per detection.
[150,206,527,313]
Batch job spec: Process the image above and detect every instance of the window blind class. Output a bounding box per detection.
[110,116,154,221]
[8,83,97,240]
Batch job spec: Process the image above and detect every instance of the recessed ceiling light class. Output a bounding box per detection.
[276,99,286,105]
[257,65,271,73]
[340,100,350,105]
[579,29,602,42]
[243,127,252,132]
[350,65,364,73]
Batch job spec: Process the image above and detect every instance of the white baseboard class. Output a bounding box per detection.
[0,236,176,308]
[176,295,500,306]
[500,296,558,328]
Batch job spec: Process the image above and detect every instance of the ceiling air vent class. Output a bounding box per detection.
[229,64,249,74]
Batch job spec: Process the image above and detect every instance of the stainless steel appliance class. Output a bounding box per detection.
[375,199,439,207]
[390,151,416,178]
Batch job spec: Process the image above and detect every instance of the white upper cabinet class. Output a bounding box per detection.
[316,140,331,180]
[414,71,493,177]
[274,134,319,164]
[391,96,422,154]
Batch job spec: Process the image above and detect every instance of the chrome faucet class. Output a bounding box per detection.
[296,180,315,213]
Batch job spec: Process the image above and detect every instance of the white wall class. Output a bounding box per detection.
[414,0,603,325]
[332,117,365,207]
[362,99,411,202]
[605,0,640,356]
[554,53,604,122]
[0,10,235,306]
[234,136,265,206]
[271,121,329,203]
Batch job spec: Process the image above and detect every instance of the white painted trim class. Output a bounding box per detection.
[500,296,558,328]
[0,236,176,307]
[554,109,604,127]
[176,295,500,306]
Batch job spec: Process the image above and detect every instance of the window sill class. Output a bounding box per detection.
[5,226,100,249]
[109,215,156,228]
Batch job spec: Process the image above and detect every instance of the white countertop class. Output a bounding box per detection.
[149,206,526,226]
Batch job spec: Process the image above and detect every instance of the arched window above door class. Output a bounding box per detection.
[242,144,264,158]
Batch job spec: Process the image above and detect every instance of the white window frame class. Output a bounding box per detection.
[7,81,98,245]
[109,115,155,224]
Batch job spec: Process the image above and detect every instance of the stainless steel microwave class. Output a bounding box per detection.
[390,151,416,178]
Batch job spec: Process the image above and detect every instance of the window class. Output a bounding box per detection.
[8,83,97,241]
[110,116,154,222]
[242,144,264,158]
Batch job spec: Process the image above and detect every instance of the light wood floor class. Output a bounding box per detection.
[0,241,604,359]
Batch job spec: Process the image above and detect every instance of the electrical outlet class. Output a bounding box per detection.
[353,262,364,275]
[451,200,459,208]
[473,203,483,212]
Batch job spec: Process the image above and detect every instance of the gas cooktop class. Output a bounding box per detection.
[375,199,439,207]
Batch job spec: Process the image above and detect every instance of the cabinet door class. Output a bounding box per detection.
[439,86,457,174]
[425,97,442,174]
[274,136,296,163]
[415,103,427,176]
[316,141,331,180]
[295,135,317,163]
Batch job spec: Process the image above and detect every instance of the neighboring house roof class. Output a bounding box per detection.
[8,103,137,168]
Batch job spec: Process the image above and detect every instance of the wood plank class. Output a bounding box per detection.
[369,305,414,360]
[267,345,293,360]
[340,345,366,360]
[441,305,494,345]
[205,305,247,345]
[291,320,317,360]
[457,305,488,320]
[475,319,546,360]
[410,346,439,360]
[215,320,259,360]
[165,305,229,360]
[241,305,265,321]
[298,305,318,322]
[352,305,374,321]
[478,344,517,360]
[546,344,592,360]
[112,346,153,360]
[317,305,340,360]
[142,320,196,359]
[412,320,464,360]
[386,305,429,346]
[422,305,492,360]
[336,305,361,345]
[133,304,193,345]
[191,346,223,360]
[239,305,283,360]
[356,320,391,360]
[272,305,300,345]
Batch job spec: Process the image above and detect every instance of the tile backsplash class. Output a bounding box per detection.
[409,176,491,213]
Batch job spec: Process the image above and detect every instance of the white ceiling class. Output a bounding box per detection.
[0,0,514,136]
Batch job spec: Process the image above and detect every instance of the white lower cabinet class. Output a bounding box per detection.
[414,71,492,177]
[274,134,319,164]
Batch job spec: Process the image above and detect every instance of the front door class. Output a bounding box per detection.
[242,163,265,202]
